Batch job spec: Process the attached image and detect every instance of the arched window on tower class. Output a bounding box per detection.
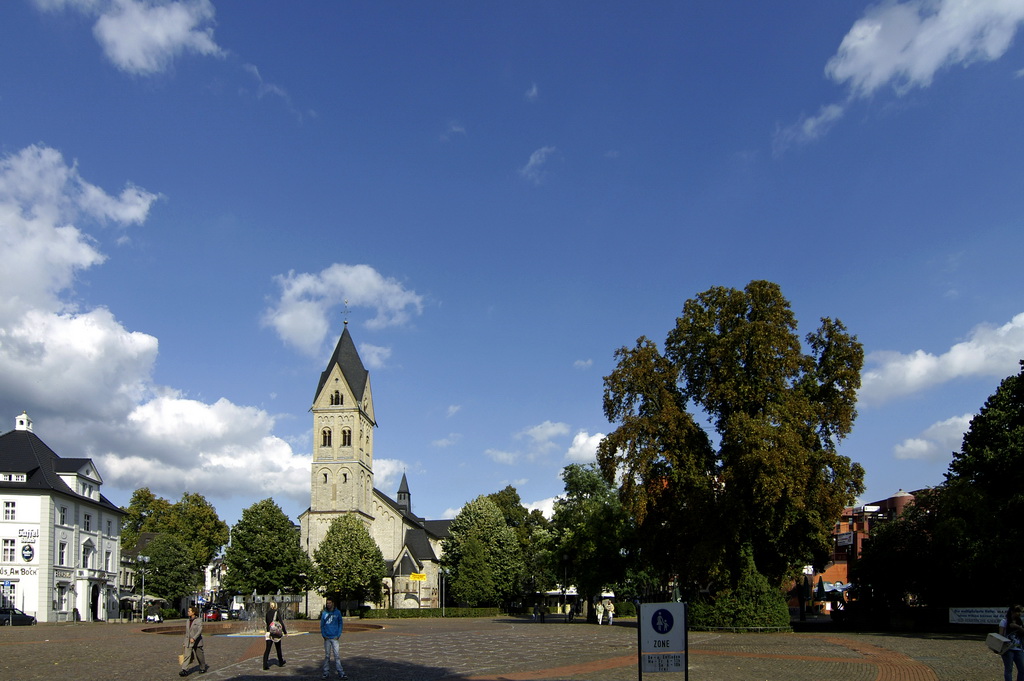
[341,429,352,447]
[322,472,328,484]
[330,390,343,405]
[321,428,332,447]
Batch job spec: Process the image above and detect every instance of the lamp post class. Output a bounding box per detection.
[138,555,149,622]
[298,573,308,618]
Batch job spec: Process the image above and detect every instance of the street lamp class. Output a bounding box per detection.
[138,555,150,622]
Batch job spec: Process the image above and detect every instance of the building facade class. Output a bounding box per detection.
[0,412,124,622]
[298,324,450,612]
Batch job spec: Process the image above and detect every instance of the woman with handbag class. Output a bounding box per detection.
[1000,604,1024,681]
[262,601,287,670]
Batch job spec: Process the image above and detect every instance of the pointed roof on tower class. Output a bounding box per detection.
[315,324,369,403]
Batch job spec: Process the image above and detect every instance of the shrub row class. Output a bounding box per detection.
[362,607,500,619]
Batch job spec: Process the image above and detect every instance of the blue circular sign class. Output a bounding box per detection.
[651,608,674,634]
[21,544,34,561]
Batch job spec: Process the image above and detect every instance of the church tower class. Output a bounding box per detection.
[309,323,377,522]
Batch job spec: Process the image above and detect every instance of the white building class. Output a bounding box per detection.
[0,412,124,622]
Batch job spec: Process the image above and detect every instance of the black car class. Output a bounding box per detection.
[0,607,36,625]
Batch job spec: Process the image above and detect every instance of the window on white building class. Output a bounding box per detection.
[104,551,111,572]
[82,546,92,569]
[58,542,67,566]
[107,520,112,536]
[1,539,14,562]
[84,513,91,531]
[3,501,14,520]
[59,506,67,525]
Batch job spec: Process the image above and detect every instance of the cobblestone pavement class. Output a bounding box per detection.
[0,617,1002,681]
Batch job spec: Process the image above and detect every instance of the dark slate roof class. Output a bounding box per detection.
[314,325,369,404]
[0,429,123,514]
[376,488,450,543]
[403,526,437,562]
[397,473,410,495]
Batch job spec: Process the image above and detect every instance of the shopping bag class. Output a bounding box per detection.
[987,632,1012,655]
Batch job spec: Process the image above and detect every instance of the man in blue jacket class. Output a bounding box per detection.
[320,598,346,680]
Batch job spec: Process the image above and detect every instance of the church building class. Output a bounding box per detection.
[298,324,450,611]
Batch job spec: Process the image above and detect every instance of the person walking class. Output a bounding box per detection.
[605,599,615,625]
[1000,604,1024,681]
[179,606,208,676]
[595,599,605,625]
[262,601,287,670]
[320,597,347,680]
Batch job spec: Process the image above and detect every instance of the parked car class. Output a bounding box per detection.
[203,606,225,621]
[0,607,37,625]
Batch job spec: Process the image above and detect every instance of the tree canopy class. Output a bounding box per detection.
[599,280,865,600]
[223,498,311,596]
[311,514,386,606]
[120,487,172,551]
[857,361,1024,608]
[441,495,524,607]
[141,533,198,604]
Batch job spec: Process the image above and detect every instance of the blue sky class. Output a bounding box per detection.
[2,0,1024,529]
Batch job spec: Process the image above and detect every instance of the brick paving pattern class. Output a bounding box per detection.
[0,616,1000,681]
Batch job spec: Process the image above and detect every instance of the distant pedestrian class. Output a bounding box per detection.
[262,601,287,670]
[179,606,208,676]
[595,599,605,625]
[605,599,615,625]
[1000,604,1024,681]
[320,598,347,680]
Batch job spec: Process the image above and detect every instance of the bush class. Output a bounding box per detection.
[615,600,637,618]
[688,549,791,630]
[362,607,500,619]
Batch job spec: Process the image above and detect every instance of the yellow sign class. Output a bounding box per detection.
[409,573,426,582]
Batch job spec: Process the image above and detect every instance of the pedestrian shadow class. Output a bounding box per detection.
[207,656,468,681]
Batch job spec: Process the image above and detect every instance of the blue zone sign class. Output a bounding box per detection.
[640,602,686,673]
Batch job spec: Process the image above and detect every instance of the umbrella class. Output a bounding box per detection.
[815,577,826,602]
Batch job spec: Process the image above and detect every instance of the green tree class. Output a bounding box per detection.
[551,464,633,615]
[441,495,524,607]
[120,487,172,550]
[223,498,312,596]
[486,486,554,598]
[142,533,199,604]
[858,362,1024,608]
[600,281,864,602]
[312,515,386,606]
[165,492,230,570]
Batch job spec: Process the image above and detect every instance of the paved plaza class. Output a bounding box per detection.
[0,616,1000,681]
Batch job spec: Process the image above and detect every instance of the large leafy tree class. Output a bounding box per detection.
[223,498,312,595]
[142,533,199,604]
[311,515,386,606]
[441,495,524,607]
[486,486,554,597]
[550,464,633,613]
[120,487,172,551]
[165,492,230,569]
[599,280,864,596]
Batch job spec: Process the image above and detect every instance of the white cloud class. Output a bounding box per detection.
[263,263,424,357]
[243,63,304,121]
[778,0,1024,147]
[525,82,539,102]
[446,405,461,418]
[519,146,557,185]
[440,121,466,142]
[860,312,1024,404]
[518,420,570,452]
[826,0,1024,98]
[373,458,406,494]
[894,413,973,461]
[0,143,313,518]
[359,343,392,369]
[485,448,519,465]
[574,359,593,370]
[565,430,604,463]
[525,496,558,519]
[35,0,225,75]
[432,433,461,448]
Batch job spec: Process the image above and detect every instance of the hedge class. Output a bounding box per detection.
[362,607,500,619]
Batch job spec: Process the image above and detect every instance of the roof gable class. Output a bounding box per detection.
[315,325,369,405]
